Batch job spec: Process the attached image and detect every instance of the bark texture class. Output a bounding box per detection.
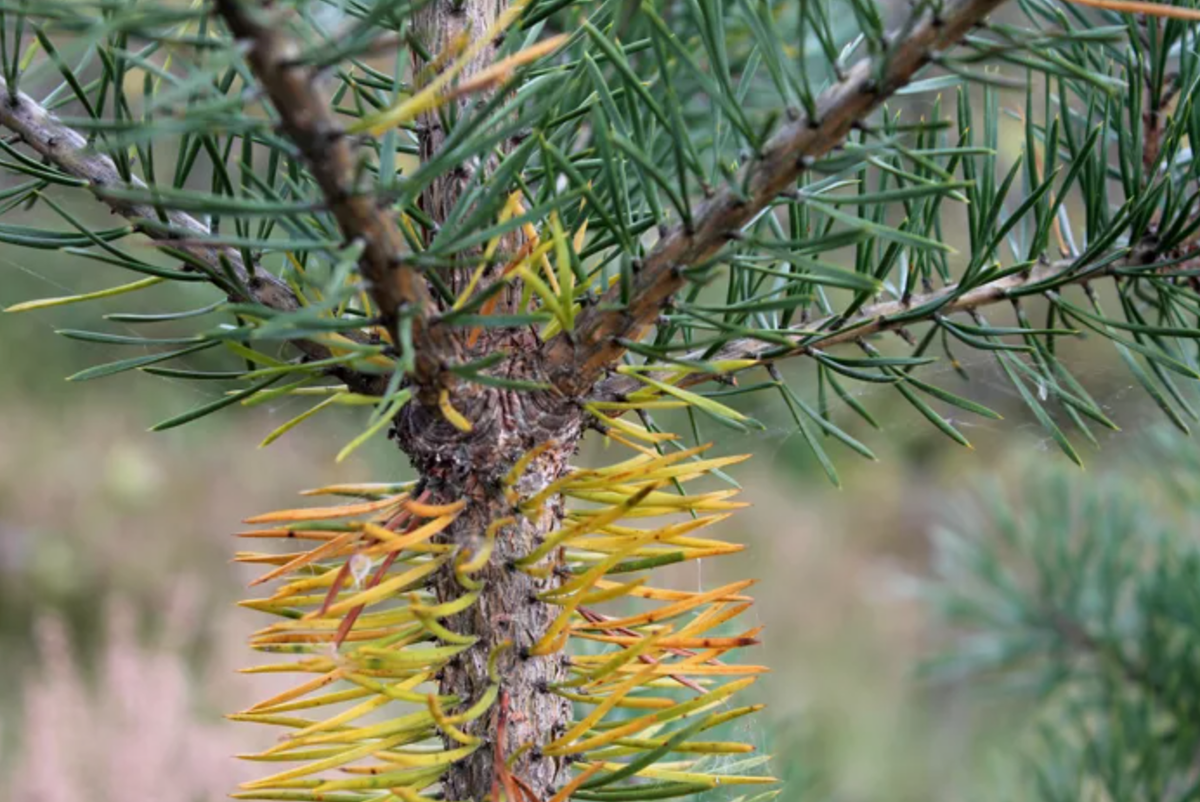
[414,0,517,301]
[408,6,577,797]
[394,369,583,799]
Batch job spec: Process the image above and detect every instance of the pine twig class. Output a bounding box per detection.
[596,243,1200,398]
[542,0,1010,397]
[0,77,384,393]
[215,0,450,391]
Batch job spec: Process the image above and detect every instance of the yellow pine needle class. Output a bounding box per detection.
[350,0,536,135]
[520,483,661,566]
[250,627,403,646]
[447,35,569,98]
[573,537,743,559]
[607,662,769,677]
[250,531,360,586]
[674,603,758,641]
[240,655,338,674]
[456,517,507,575]
[524,222,561,295]
[546,763,606,802]
[5,274,160,313]
[244,494,407,524]
[244,670,345,713]
[372,742,480,768]
[237,746,352,762]
[545,659,662,752]
[1065,0,1200,16]
[300,482,413,498]
[313,764,446,793]
[227,713,321,728]
[617,359,760,377]
[391,786,442,802]
[453,192,524,310]
[355,640,477,670]
[260,395,341,448]
[577,577,647,605]
[581,522,722,553]
[545,525,664,601]
[602,429,666,455]
[244,686,373,716]
[343,672,442,705]
[318,333,397,370]
[337,392,413,463]
[315,556,449,618]
[438,389,473,432]
[404,497,468,517]
[625,372,757,425]
[583,454,751,486]
[256,675,430,754]
[592,578,753,603]
[254,699,389,752]
[516,264,569,331]
[550,211,576,332]
[585,762,777,788]
[587,400,691,411]
[576,630,673,691]
[570,443,710,480]
[589,513,730,540]
[584,405,678,443]
[556,689,678,710]
[427,693,480,745]
[573,580,757,631]
[566,488,746,513]
[412,603,477,645]
[279,706,436,751]
[251,748,432,789]
[360,513,459,557]
[504,441,558,486]
[267,590,468,634]
[574,630,763,651]
[603,738,755,755]
[545,677,758,757]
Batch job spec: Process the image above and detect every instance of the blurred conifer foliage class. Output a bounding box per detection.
[3,0,1200,799]
[928,428,1200,801]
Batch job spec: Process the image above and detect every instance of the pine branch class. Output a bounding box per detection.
[597,239,1200,397]
[542,0,1010,397]
[0,76,385,393]
[215,0,448,390]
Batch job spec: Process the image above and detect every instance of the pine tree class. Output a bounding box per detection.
[3,0,1200,800]
[927,427,1200,800]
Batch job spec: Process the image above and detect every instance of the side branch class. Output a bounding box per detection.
[0,78,383,392]
[597,243,1200,398]
[215,0,448,390]
[542,0,1008,397]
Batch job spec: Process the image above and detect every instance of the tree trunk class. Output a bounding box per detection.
[405,5,577,799]
[394,380,583,800]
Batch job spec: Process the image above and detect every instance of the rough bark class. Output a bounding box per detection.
[413,0,518,303]
[405,5,578,797]
[393,359,583,799]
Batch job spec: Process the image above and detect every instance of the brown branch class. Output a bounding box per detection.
[542,0,1010,397]
[595,244,1200,398]
[0,78,387,393]
[214,0,449,392]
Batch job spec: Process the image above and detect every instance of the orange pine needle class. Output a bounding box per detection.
[243,495,407,524]
[1065,0,1200,18]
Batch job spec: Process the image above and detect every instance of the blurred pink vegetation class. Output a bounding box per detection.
[2,584,290,802]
